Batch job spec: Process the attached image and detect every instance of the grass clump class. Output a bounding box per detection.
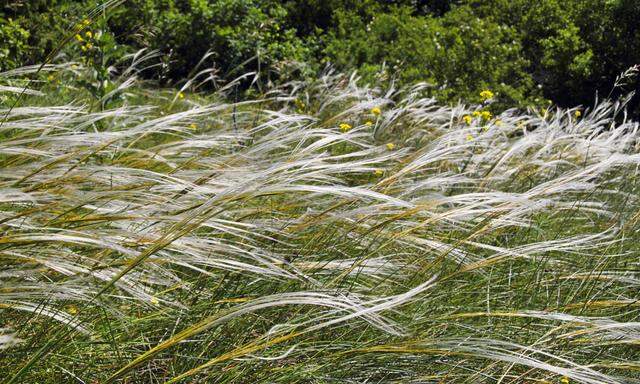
[1,63,640,383]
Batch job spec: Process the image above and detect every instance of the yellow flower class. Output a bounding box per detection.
[494,119,502,126]
[85,43,93,50]
[66,305,78,315]
[385,142,396,150]
[574,110,581,118]
[374,169,384,176]
[466,134,474,142]
[463,115,473,125]
[178,92,185,99]
[189,123,197,130]
[81,45,87,52]
[74,34,84,42]
[480,90,494,100]
[560,377,570,384]
[83,19,91,26]
[150,296,160,306]
[480,110,492,121]
[472,111,482,117]
[365,121,373,127]
[371,107,382,116]
[339,123,352,132]
[47,75,54,82]
[85,31,93,39]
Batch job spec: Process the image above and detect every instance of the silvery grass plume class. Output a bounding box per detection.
[0,65,639,383]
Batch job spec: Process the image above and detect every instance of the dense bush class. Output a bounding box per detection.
[467,0,640,110]
[323,5,542,108]
[1,0,86,69]
[0,16,29,72]
[1,0,639,112]
[109,0,311,83]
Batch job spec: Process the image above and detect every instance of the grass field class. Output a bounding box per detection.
[1,63,640,383]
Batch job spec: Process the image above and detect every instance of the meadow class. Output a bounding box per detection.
[1,60,640,383]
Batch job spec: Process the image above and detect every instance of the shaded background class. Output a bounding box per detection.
[2,0,639,113]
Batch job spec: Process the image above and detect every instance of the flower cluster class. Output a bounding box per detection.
[339,123,352,132]
[480,90,494,100]
[463,110,493,125]
[75,30,94,52]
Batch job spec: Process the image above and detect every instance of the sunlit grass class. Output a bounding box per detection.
[1,62,639,383]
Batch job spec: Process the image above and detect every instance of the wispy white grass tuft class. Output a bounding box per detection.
[1,65,639,383]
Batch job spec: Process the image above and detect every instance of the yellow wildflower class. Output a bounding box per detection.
[47,75,54,82]
[466,134,474,142]
[385,142,396,150]
[83,19,91,26]
[74,34,83,42]
[339,123,352,132]
[66,305,78,315]
[463,115,473,125]
[374,169,384,176]
[494,119,502,126]
[365,121,374,127]
[560,377,570,384]
[189,123,197,130]
[85,30,92,39]
[472,111,482,117]
[574,110,581,118]
[81,45,87,52]
[371,107,382,116]
[178,92,185,99]
[480,90,494,100]
[150,296,160,306]
[85,43,93,50]
[480,110,492,121]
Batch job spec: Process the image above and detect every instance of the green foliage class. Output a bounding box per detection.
[0,16,29,72]
[2,0,87,68]
[113,0,312,83]
[2,0,639,112]
[73,21,129,109]
[468,0,640,110]
[324,6,542,108]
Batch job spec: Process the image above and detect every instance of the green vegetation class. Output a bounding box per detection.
[2,0,640,112]
[2,1,640,383]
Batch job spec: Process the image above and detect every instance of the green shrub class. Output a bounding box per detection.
[2,0,638,113]
[468,0,640,112]
[0,16,29,72]
[1,0,88,69]
[111,0,312,84]
[324,6,543,108]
